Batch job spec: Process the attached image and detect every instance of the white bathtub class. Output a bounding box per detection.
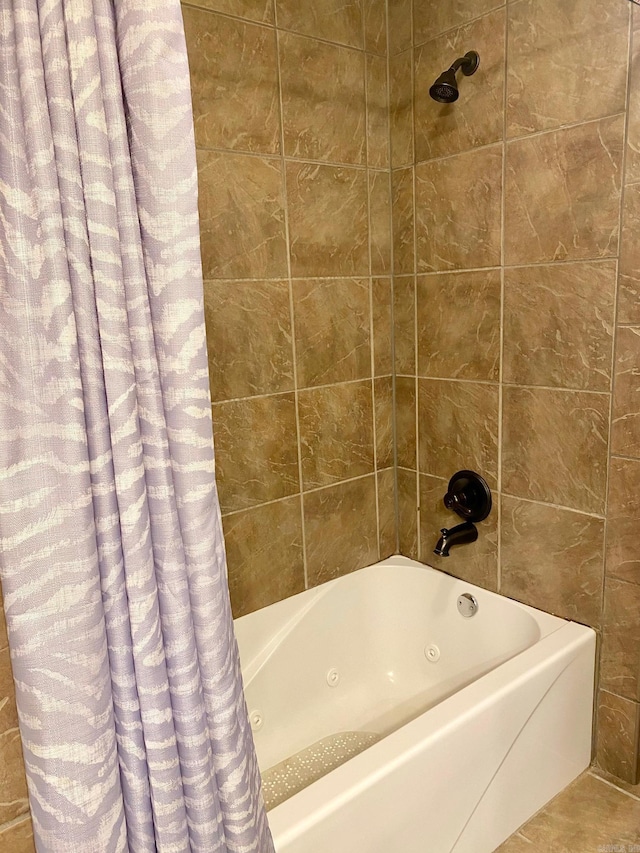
[234,555,595,853]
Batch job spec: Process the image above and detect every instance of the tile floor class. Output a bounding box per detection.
[498,770,640,852]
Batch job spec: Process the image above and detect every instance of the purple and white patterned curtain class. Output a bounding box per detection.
[0,0,273,850]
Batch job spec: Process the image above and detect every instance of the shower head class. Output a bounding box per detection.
[429,51,480,104]
[429,68,460,103]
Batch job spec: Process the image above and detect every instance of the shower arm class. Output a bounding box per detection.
[449,53,478,76]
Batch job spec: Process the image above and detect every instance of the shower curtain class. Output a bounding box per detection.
[0,0,273,850]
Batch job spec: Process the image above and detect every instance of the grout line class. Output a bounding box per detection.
[363,9,382,563]
[385,0,401,556]
[410,10,421,561]
[222,493,299,519]
[411,2,507,52]
[505,110,627,142]
[391,257,620,276]
[274,22,309,591]
[598,3,635,681]
[221,469,395,520]
[588,769,640,802]
[499,491,607,521]
[0,812,32,835]
[200,253,622,287]
[195,142,372,171]
[211,376,388,406]
[396,375,612,396]
[610,451,640,463]
[203,274,389,285]
[413,139,504,169]
[182,0,388,57]
[408,111,628,171]
[496,0,508,594]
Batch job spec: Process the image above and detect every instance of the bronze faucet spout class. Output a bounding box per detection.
[433,521,478,557]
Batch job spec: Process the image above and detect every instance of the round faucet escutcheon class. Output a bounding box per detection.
[443,470,492,523]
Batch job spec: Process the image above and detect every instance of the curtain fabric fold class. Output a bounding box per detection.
[0,0,273,850]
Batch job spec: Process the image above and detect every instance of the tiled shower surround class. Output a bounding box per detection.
[1,0,640,847]
[183,0,396,616]
[185,0,640,787]
[390,0,640,785]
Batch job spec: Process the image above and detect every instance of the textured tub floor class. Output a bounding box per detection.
[261,730,381,811]
[497,770,640,852]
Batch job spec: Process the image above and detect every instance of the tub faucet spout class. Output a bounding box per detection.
[434,521,478,557]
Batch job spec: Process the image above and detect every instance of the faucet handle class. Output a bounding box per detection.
[443,470,492,523]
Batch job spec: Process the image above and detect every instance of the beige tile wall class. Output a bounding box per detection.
[390,0,640,783]
[182,0,395,619]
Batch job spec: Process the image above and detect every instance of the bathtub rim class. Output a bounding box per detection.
[235,555,572,686]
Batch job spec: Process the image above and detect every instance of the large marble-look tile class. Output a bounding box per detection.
[606,456,640,586]
[416,145,503,271]
[203,280,293,401]
[304,475,379,586]
[367,56,389,169]
[375,377,394,470]
[418,379,499,487]
[390,50,413,168]
[0,649,29,826]
[503,261,616,391]
[420,473,498,590]
[496,774,640,852]
[626,10,640,184]
[504,115,624,265]
[298,381,375,489]
[392,168,415,274]
[275,0,363,48]
[619,183,640,325]
[596,690,640,785]
[397,468,418,559]
[364,0,387,55]
[279,33,366,165]
[388,0,412,55]
[393,276,416,375]
[395,376,417,469]
[612,327,640,458]
[197,151,287,279]
[500,496,604,628]
[372,278,392,376]
[184,8,280,154]
[212,393,299,513]
[414,10,505,162]
[0,816,35,853]
[507,0,629,137]
[417,270,500,381]
[413,0,503,46]
[292,278,371,387]
[601,578,640,702]
[185,0,273,24]
[222,497,305,617]
[502,386,609,515]
[369,171,392,274]
[377,468,397,558]
[286,162,369,277]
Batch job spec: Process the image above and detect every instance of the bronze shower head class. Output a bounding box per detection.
[429,51,480,103]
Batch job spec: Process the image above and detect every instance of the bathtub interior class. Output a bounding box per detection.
[235,557,567,809]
